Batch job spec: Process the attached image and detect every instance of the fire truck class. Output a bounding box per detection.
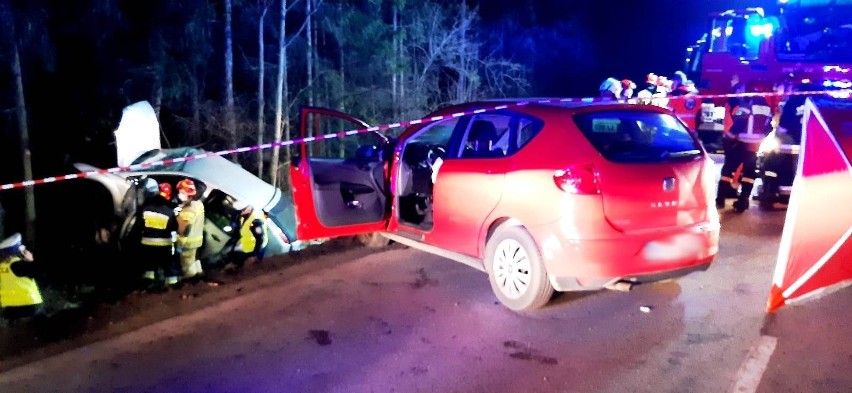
[680,0,852,154]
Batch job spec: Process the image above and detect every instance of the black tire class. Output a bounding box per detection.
[484,225,554,312]
[759,178,776,211]
[357,232,391,248]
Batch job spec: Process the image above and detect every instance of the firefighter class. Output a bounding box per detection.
[620,79,636,99]
[228,201,269,268]
[598,77,622,99]
[716,81,775,212]
[0,233,44,322]
[175,179,205,279]
[139,181,181,286]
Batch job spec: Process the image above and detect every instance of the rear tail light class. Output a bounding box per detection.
[553,165,600,194]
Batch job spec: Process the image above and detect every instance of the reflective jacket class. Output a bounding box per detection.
[140,200,178,248]
[0,256,43,308]
[177,200,205,249]
[239,209,269,254]
[730,96,773,151]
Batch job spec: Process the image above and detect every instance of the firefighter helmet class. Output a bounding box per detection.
[159,183,173,201]
[176,178,197,198]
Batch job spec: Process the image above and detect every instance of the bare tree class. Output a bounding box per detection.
[224,0,237,158]
[270,0,290,187]
[307,0,314,106]
[0,0,36,246]
[257,4,268,177]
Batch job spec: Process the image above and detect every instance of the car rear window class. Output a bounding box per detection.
[573,110,703,163]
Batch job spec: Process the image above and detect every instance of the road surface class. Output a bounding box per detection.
[1,206,851,393]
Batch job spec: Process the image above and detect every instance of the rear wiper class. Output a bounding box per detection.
[661,150,701,159]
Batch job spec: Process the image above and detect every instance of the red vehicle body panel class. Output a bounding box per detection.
[425,158,509,257]
[289,107,388,240]
[292,101,720,287]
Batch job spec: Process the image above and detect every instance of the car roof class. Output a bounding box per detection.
[429,98,671,117]
[129,147,281,211]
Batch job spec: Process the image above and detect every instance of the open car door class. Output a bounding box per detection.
[289,107,391,241]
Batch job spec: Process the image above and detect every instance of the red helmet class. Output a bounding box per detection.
[176,178,197,198]
[158,183,173,200]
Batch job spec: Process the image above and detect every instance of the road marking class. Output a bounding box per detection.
[731,335,778,393]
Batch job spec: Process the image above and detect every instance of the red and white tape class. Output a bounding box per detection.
[1,89,848,191]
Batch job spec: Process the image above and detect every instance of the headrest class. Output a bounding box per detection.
[469,120,497,142]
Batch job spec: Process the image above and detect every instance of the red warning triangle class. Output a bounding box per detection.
[768,98,852,312]
[801,106,852,177]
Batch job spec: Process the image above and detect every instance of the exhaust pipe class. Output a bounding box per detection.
[605,280,634,292]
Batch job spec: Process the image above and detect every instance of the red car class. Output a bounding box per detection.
[290,101,721,311]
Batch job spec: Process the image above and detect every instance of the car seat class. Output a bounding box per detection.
[463,120,504,158]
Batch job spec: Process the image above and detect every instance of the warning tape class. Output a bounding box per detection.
[1,88,849,191]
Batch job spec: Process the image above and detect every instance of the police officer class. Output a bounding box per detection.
[228,201,269,268]
[0,233,44,322]
[139,181,181,286]
[175,179,205,279]
[716,81,774,212]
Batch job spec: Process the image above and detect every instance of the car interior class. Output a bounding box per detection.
[300,109,543,232]
[304,131,389,227]
[395,118,464,229]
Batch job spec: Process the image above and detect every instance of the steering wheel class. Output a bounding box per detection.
[425,146,446,168]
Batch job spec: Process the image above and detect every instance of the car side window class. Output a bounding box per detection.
[457,112,542,158]
[304,113,386,160]
[514,116,543,153]
[459,114,511,159]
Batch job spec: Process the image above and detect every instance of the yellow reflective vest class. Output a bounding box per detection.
[177,200,205,249]
[0,256,43,308]
[239,209,269,253]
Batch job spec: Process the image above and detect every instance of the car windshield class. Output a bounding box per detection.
[130,147,203,171]
[573,110,703,163]
[266,193,297,242]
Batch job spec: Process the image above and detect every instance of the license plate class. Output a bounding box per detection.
[642,234,703,262]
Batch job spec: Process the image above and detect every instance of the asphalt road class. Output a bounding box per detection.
[1,204,851,393]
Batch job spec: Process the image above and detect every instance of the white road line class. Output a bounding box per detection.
[731,335,778,393]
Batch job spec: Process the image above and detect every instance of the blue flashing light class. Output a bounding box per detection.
[749,23,775,38]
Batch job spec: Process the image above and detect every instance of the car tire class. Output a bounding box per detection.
[357,232,391,248]
[484,225,554,312]
[759,178,776,211]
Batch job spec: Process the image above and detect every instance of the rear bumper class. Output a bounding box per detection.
[531,221,719,291]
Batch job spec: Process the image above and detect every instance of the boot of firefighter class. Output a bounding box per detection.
[716,180,735,208]
[734,181,755,212]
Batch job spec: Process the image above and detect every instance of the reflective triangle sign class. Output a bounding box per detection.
[768,97,852,312]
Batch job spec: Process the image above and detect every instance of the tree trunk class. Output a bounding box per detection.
[398,4,406,119]
[11,43,36,247]
[189,67,201,145]
[458,2,467,103]
[224,0,237,158]
[257,6,268,178]
[306,0,314,107]
[271,0,288,188]
[392,4,398,119]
